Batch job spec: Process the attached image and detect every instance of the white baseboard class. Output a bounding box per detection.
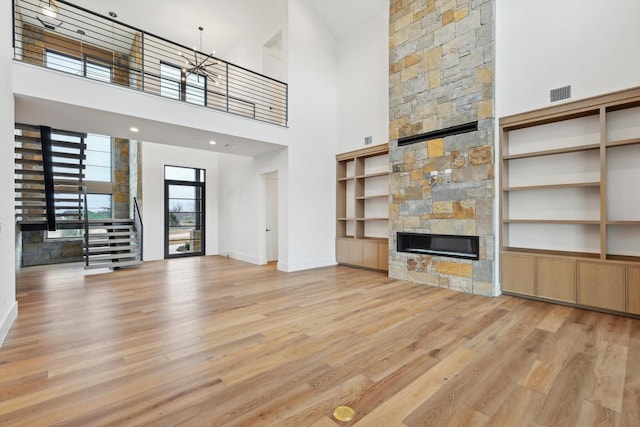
[228,252,260,265]
[0,301,18,348]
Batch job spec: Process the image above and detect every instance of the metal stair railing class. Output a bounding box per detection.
[13,0,288,126]
[133,197,143,261]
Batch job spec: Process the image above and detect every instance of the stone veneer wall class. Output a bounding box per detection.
[113,138,131,218]
[21,231,83,266]
[388,0,496,296]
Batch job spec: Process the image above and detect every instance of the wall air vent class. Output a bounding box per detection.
[550,85,571,102]
[364,136,373,145]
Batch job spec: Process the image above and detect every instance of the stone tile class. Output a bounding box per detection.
[408,271,439,287]
[442,9,455,25]
[428,138,445,158]
[475,198,494,235]
[453,200,476,219]
[473,280,495,296]
[423,47,442,72]
[401,63,421,82]
[438,275,450,288]
[432,201,453,219]
[389,265,409,281]
[477,100,493,119]
[472,260,493,282]
[454,6,469,21]
[390,61,403,74]
[435,259,473,278]
[404,216,421,228]
[449,276,473,293]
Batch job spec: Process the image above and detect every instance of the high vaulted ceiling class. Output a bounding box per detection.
[70,0,389,57]
[17,0,389,156]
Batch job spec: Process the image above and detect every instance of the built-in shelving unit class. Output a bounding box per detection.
[500,86,640,316]
[336,144,389,271]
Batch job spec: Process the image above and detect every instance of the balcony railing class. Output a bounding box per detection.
[12,0,288,126]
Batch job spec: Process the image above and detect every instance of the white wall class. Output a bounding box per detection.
[336,7,389,153]
[496,0,640,117]
[224,0,288,82]
[0,0,17,346]
[141,142,219,261]
[217,0,340,272]
[281,0,338,271]
[217,148,288,265]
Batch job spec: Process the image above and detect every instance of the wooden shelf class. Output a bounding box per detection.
[356,171,389,179]
[504,219,600,225]
[607,220,640,225]
[336,144,389,271]
[502,247,601,260]
[500,85,640,316]
[504,182,600,191]
[503,143,600,160]
[606,137,640,148]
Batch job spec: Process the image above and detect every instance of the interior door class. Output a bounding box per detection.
[266,175,278,262]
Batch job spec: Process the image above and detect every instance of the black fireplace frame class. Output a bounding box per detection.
[396,232,480,260]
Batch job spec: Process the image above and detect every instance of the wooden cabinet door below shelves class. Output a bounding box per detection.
[627,266,640,315]
[577,262,625,312]
[536,258,576,303]
[501,253,535,296]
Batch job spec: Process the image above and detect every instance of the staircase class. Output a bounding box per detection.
[15,123,144,270]
[15,124,85,229]
[85,219,142,269]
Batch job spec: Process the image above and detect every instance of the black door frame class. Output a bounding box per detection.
[164,177,205,259]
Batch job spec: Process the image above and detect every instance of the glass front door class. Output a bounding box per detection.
[165,166,205,258]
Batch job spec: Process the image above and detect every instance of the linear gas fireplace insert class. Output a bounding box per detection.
[397,232,479,260]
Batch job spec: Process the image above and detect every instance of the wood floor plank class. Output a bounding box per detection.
[575,399,619,427]
[351,346,477,426]
[0,257,638,425]
[584,341,628,412]
[489,386,544,427]
[536,351,597,426]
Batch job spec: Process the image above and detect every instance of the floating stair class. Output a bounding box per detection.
[84,219,142,270]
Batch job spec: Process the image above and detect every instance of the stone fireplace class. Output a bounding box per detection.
[388,0,496,296]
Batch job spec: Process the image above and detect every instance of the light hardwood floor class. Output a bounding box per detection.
[1,256,639,426]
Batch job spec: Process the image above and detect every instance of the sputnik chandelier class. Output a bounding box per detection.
[179,27,222,84]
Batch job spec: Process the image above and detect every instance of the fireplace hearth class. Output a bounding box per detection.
[397,232,479,260]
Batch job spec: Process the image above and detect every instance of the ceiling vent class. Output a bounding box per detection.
[550,85,571,102]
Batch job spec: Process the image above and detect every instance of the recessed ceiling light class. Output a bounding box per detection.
[130,127,139,132]
[209,140,216,145]
[109,11,117,18]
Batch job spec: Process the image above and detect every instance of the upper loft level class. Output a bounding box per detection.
[12,0,288,127]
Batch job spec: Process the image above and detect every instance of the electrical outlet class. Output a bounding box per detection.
[444,168,452,174]
[430,171,438,176]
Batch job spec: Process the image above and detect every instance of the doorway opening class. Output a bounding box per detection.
[263,171,278,263]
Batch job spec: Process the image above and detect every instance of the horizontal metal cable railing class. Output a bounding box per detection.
[13,0,288,126]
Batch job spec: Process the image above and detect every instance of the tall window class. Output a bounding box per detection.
[160,62,181,100]
[160,62,206,106]
[47,133,113,239]
[85,134,112,182]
